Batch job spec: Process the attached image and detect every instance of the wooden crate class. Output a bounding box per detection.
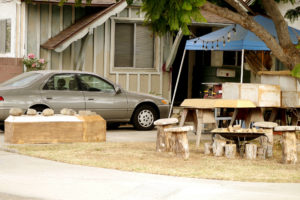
[4,115,106,144]
[222,83,281,107]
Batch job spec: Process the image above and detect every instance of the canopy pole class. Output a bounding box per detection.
[168,49,186,118]
[240,49,245,83]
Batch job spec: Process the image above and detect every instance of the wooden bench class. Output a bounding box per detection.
[274,126,298,164]
[164,126,193,160]
[154,118,178,152]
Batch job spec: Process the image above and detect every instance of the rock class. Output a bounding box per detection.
[42,108,54,116]
[60,108,76,116]
[253,122,278,129]
[154,118,178,126]
[9,108,23,116]
[26,109,37,116]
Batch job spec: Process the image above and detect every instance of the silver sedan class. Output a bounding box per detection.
[0,71,169,130]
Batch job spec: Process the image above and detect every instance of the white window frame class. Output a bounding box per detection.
[110,17,161,73]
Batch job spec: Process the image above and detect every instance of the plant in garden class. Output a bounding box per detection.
[23,53,47,71]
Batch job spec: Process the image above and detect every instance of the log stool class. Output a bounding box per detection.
[154,118,178,152]
[164,126,193,160]
[253,122,278,159]
[274,126,298,164]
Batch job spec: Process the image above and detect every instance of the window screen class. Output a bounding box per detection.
[136,24,154,68]
[114,23,134,67]
[0,19,11,53]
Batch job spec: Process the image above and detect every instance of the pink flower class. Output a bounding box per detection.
[39,58,45,64]
[32,63,36,68]
[28,53,35,59]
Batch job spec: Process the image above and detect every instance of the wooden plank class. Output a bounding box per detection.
[180,99,256,109]
[257,70,291,76]
[40,4,49,64]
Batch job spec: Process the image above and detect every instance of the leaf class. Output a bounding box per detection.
[182,2,193,11]
[291,63,300,78]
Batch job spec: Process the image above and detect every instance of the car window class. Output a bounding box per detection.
[78,74,115,92]
[43,74,79,91]
[0,73,43,87]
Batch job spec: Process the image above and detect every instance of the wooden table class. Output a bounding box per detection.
[180,99,258,149]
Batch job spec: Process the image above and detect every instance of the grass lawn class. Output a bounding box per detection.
[6,140,300,183]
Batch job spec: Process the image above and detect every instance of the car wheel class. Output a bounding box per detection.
[133,105,158,130]
[30,106,49,115]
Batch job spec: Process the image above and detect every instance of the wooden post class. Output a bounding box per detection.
[257,147,266,159]
[245,143,257,160]
[195,109,203,148]
[225,144,236,158]
[204,142,212,155]
[275,126,298,164]
[212,139,226,157]
[254,122,278,159]
[282,132,297,164]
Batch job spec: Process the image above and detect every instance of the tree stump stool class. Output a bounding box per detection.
[204,142,213,155]
[154,118,178,152]
[164,126,193,160]
[245,143,257,160]
[253,122,278,159]
[274,126,298,164]
[212,139,226,157]
[225,144,236,158]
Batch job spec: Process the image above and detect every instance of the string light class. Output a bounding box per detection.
[227,31,231,42]
[191,26,237,50]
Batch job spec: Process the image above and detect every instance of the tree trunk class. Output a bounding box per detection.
[225,144,236,158]
[282,132,297,164]
[245,144,257,160]
[204,142,212,155]
[213,139,226,157]
[174,132,189,160]
[257,147,266,159]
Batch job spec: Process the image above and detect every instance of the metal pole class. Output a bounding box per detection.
[168,49,187,118]
[240,49,245,83]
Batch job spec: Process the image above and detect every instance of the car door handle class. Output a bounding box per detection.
[46,97,52,100]
[88,98,94,101]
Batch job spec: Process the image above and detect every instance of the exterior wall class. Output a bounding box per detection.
[25,3,172,100]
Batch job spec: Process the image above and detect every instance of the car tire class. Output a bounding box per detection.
[30,105,49,115]
[132,105,158,130]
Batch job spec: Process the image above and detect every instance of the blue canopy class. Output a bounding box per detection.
[185,15,300,51]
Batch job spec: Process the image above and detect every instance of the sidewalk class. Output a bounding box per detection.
[0,150,300,200]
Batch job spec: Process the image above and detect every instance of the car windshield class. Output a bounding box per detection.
[0,72,43,87]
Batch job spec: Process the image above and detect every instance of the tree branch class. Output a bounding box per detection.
[202,1,294,68]
[225,0,248,17]
[261,0,293,48]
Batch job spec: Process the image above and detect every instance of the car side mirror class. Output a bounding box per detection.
[115,86,121,94]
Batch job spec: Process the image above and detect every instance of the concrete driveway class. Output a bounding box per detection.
[0,129,300,200]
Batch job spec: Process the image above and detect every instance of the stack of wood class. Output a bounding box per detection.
[211,125,265,134]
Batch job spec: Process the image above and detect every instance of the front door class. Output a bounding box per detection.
[40,73,85,113]
[77,74,128,121]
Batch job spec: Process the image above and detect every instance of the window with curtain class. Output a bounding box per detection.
[114,22,154,68]
[0,19,11,54]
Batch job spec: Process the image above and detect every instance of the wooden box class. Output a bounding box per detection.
[4,115,106,144]
[222,83,281,107]
[259,71,300,108]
